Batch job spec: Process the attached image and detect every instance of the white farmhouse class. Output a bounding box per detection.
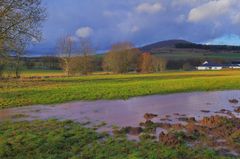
[196,61,223,70]
[196,61,240,70]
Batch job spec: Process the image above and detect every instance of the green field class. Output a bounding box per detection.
[0,119,229,159]
[152,49,240,60]
[1,70,240,108]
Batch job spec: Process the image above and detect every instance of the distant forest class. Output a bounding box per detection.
[175,43,240,51]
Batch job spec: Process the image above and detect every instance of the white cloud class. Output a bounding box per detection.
[188,0,234,22]
[136,2,163,14]
[76,27,93,38]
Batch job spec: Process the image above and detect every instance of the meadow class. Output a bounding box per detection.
[1,70,240,108]
[0,119,230,159]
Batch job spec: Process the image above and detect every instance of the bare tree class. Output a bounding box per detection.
[58,36,74,76]
[69,38,95,75]
[103,42,141,73]
[0,54,7,78]
[10,39,27,78]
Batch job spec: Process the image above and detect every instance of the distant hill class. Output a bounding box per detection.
[141,39,240,52]
[140,39,240,61]
[141,39,192,51]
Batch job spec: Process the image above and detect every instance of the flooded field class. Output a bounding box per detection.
[0,90,239,126]
[1,90,240,156]
[0,91,239,123]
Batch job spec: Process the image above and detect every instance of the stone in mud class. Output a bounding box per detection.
[234,107,240,113]
[178,117,196,122]
[144,113,158,120]
[229,99,239,104]
[201,110,210,113]
[121,127,143,135]
[160,118,172,122]
[220,109,227,112]
[165,115,171,118]
[113,127,143,136]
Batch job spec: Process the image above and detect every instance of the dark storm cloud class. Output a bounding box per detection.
[29,0,240,55]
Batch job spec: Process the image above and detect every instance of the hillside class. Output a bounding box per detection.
[140,39,240,60]
[141,39,192,51]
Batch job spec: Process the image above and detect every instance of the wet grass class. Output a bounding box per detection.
[0,119,231,159]
[1,70,240,108]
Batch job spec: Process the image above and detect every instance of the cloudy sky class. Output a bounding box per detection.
[29,0,240,55]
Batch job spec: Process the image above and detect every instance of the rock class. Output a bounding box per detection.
[160,118,172,122]
[201,110,210,113]
[144,113,158,120]
[234,107,240,113]
[173,113,180,116]
[178,117,196,122]
[122,127,143,135]
[165,115,171,118]
[229,99,239,104]
[220,109,227,112]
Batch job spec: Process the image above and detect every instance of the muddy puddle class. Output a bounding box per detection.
[0,91,239,126]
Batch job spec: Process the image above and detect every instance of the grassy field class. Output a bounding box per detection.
[0,119,229,159]
[1,70,240,108]
[152,49,240,60]
[3,69,63,78]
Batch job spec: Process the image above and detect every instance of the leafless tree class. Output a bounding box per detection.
[69,38,96,75]
[10,39,27,78]
[58,36,74,76]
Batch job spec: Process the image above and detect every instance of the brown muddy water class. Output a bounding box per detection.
[0,90,239,127]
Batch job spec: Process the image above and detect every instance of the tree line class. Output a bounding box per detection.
[58,36,168,76]
[175,43,240,51]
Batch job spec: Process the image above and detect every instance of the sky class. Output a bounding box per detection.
[29,0,240,55]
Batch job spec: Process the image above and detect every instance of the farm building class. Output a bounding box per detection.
[196,61,240,70]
